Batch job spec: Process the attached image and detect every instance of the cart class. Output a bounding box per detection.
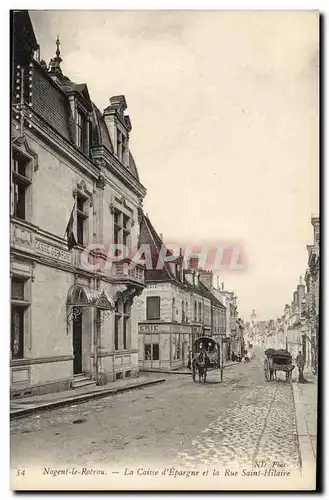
[264,348,295,382]
[192,336,223,382]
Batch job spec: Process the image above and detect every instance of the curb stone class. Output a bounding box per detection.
[10,378,166,420]
[140,361,240,375]
[292,381,316,481]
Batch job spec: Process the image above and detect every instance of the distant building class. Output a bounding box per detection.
[135,216,226,369]
[286,276,306,359]
[303,216,320,372]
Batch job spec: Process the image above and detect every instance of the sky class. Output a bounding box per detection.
[29,10,319,321]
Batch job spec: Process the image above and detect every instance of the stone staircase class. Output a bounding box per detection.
[72,373,96,389]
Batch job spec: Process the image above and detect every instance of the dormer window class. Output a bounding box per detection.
[76,110,84,152]
[73,103,91,155]
[12,148,33,221]
[117,130,128,164]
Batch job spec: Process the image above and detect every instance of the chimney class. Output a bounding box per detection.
[297,277,305,307]
[184,270,193,286]
[189,256,199,271]
[199,270,212,289]
[179,248,184,282]
[222,282,224,291]
[311,215,319,244]
[217,275,219,289]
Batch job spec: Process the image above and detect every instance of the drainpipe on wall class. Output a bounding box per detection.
[94,308,99,384]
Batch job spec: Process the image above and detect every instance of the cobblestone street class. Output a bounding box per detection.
[11,350,301,473]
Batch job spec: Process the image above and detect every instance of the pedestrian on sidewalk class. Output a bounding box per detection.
[296,351,305,383]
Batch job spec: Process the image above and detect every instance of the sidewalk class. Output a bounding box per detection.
[10,373,166,420]
[292,369,318,480]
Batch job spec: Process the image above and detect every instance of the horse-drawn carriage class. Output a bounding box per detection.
[192,336,223,383]
[264,348,295,382]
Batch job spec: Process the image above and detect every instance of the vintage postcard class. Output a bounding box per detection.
[10,9,319,491]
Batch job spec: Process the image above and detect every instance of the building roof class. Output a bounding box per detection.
[128,152,139,180]
[91,103,114,153]
[197,282,226,309]
[32,63,72,141]
[140,214,180,284]
[140,214,226,309]
[13,10,141,182]
[12,10,39,67]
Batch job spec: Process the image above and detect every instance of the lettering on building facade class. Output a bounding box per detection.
[139,324,159,333]
[35,240,72,264]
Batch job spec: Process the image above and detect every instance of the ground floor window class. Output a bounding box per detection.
[144,343,160,361]
[114,298,131,351]
[114,313,120,351]
[11,306,24,359]
[11,277,30,360]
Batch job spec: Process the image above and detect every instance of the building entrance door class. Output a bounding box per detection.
[73,309,83,374]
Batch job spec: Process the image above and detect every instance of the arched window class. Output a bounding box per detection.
[172,297,176,321]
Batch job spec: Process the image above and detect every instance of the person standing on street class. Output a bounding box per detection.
[296,351,305,383]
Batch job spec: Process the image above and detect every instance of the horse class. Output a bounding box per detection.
[268,356,277,381]
[192,350,208,384]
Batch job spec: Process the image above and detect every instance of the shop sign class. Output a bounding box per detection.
[139,324,159,333]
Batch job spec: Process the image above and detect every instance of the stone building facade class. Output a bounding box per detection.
[286,277,306,360]
[302,216,320,373]
[283,216,319,370]
[135,216,226,370]
[10,11,146,396]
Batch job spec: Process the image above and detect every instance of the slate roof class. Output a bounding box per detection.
[140,214,180,284]
[12,10,38,66]
[91,103,114,153]
[129,152,139,181]
[140,214,227,309]
[32,64,72,141]
[198,282,226,310]
[13,10,141,182]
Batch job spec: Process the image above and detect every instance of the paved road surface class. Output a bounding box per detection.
[11,351,300,471]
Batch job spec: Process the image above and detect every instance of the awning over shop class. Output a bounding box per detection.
[67,285,114,310]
